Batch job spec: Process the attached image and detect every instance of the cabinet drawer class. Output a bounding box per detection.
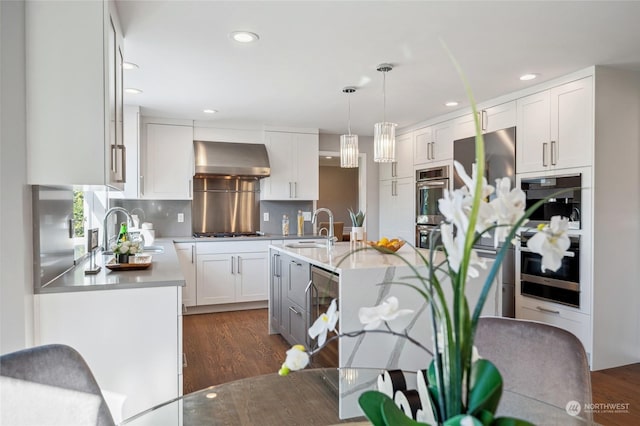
[285,301,308,347]
[517,301,591,356]
[196,240,270,255]
[286,258,310,308]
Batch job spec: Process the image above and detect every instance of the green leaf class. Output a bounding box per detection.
[381,397,430,425]
[467,359,503,416]
[358,391,393,426]
[443,414,483,425]
[491,417,536,426]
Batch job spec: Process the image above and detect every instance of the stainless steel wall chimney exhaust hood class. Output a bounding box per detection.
[193,140,270,177]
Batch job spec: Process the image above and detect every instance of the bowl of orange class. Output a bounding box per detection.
[366,237,405,253]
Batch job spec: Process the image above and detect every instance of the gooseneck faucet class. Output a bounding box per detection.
[102,207,134,251]
[312,208,337,247]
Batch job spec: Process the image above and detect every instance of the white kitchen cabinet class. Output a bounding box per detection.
[413,127,432,165]
[175,242,196,307]
[379,177,414,243]
[483,101,517,133]
[35,286,182,419]
[517,77,593,173]
[415,120,455,166]
[380,132,413,179]
[110,105,140,199]
[141,123,194,200]
[453,102,517,145]
[196,241,270,306]
[26,0,125,188]
[262,130,319,200]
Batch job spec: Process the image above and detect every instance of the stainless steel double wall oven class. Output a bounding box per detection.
[415,165,448,249]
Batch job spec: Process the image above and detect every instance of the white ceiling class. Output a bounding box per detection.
[116,1,640,137]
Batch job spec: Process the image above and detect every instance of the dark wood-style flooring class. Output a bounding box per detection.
[183,309,640,425]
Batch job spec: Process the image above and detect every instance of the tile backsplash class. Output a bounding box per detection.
[113,199,192,237]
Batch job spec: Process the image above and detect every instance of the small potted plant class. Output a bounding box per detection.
[110,240,142,264]
[348,208,365,241]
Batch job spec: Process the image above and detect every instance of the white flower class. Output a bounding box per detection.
[358,297,414,331]
[490,177,527,247]
[438,189,470,234]
[526,216,570,272]
[308,299,339,347]
[278,345,309,376]
[441,223,486,278]
[454,161,494,200]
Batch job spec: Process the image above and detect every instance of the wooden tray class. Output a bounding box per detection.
[105,255,153,271]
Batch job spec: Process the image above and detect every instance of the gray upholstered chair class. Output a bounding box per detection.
[475,317,592,420]
[0,343,116,426]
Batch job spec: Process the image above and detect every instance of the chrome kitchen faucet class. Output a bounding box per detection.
[312,208,337,247]
[102,207,134,251]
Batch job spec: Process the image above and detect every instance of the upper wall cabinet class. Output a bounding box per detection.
[380,132,413,180]
[517,78,593,173]
[453,101,517,142]
[110,105,140,199]
[414,121,454,166]
[261,130,319,200]
[141,123,194,200]
[26,0,125,189]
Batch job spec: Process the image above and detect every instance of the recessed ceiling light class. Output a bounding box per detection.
[445,101,459,107]
[520,73,538,81]
[230,31,259,43]
[122,62,139,70]
[203,109,218,114]
[325,156,333,159]
[124,88,143,94]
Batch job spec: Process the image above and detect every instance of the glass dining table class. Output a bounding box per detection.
[120,368,597,425]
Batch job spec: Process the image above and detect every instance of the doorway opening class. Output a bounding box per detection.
[316,151,367,240]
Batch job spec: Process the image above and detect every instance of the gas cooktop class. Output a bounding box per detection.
[193,232,264,238]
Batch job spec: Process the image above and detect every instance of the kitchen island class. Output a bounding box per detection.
[269,241,501,419]
[34,238,185,420]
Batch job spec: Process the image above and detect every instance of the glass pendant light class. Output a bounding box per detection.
[374,63,397,163]
[340,87,359,168]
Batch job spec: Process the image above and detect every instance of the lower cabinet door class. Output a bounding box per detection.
[196,254,235,305]
[285,302,308,347]
[236,252,269,302]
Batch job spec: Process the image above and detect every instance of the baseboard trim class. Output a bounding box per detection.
[183,301,268,315]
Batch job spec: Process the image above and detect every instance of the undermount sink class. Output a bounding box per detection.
[102,245,164,255]
[285,241,327,249]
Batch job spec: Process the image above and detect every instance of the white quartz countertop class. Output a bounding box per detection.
[172,234,328,243]
[37,239,185,294]
[269,241,443,273]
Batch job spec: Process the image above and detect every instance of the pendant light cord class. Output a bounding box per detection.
[347,92,352,136]
[382,70,387,123]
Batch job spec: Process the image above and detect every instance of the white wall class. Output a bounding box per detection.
[319,133,380,240]
[0,0,34,354]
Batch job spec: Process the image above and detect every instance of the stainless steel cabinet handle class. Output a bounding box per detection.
[182,303,187,314]
[542,142,548,167]
[116,145,127,183]
[536,306,560,315]
[183,353,188,368]
[231,256,235,274]
[391,162,397,178]
[429,142,435,160]
[294,182,297,198]
[392,180,397,196]
[188,180,192,198]
[191,245,194,263]
[139,175,144,195]
[237,256,241,274]
[289,182,292,198]
[520,247,575,257]
[481,110,488,131]
[550,140,557,165]
[289,306,301,316]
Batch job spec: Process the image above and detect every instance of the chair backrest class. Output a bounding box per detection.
[318,221,344,241]
[0,344,116,426]
[475,317,592,419]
